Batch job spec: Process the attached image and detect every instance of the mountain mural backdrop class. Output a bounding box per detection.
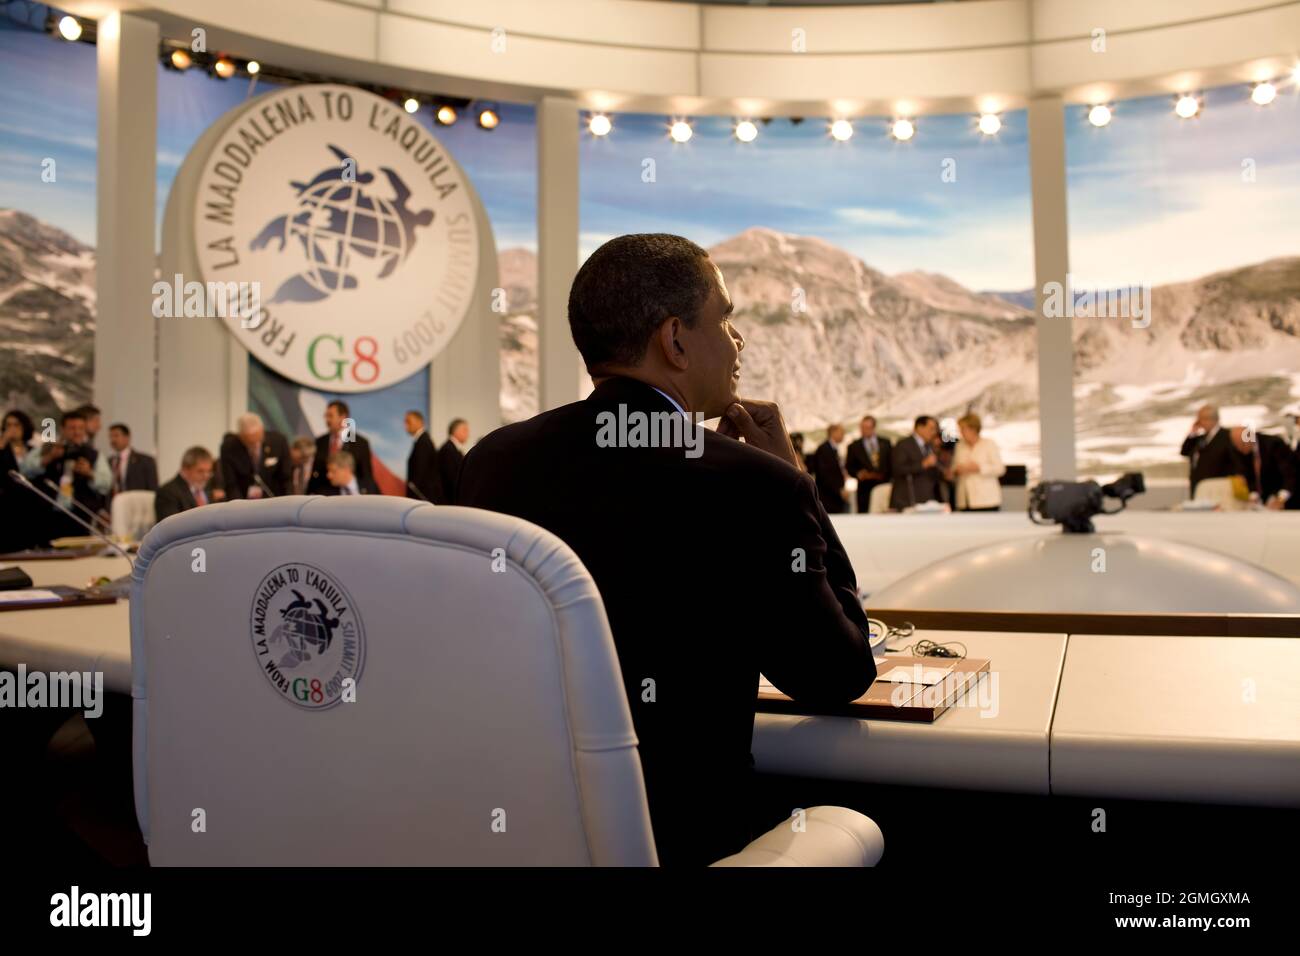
[498,228,1300,481]
[5,212,1298,482]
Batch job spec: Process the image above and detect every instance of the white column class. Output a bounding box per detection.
[95,12,159,451]
[1027,94,1077,481]
[536,96,582,411]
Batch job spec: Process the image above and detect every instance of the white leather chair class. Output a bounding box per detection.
[1193,476,1247,511]
[868,481,893,514]
[132,496,884,866]
[111,490,155,541]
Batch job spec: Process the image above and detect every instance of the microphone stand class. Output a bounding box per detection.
[253,474,277,498]
[9,469,135,597]
[42,476,114,535]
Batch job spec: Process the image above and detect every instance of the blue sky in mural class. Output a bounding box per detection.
[0,17,97,245]
[0,14,536,255]
[580,110,1034,291]
[1065,82,1300,287]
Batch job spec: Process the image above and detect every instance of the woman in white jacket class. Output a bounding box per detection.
[948,413,1005,511]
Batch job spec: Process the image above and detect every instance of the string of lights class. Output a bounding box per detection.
[19,3,1300,142]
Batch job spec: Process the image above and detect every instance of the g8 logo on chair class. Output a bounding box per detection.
[250,562,365,710]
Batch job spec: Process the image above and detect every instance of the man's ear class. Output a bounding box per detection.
[658,317,689,372]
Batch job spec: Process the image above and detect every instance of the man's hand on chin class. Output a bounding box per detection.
[717,400,800,470]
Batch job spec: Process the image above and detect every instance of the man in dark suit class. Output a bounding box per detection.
[106,423,158,494]
[324,451,376,496]
[1230,427,1297,510]
[25,409,112,539]
[438,418,469,504]
[219,413,293,499]
[810,424,847,513]
[889,415,942,510]
[308,400,375,495]
[404,410,444,503]
[1180,405,1235,498]
[844,415,891,513]
[457,233,873,866]
[155,447,215,522]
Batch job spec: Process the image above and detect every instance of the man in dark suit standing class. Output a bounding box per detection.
[308,400,375,495]
[889,415,942,511]
[458,233,873,866]
[1180,404,1235,498]
[155,447,215,522]
[1230,427,1296,510]
[810,424,847,513]
[106,423,158,494]
[404,410,443,503]
[219,413,293,499]
[844,415,891,513]
[438,418,469,504]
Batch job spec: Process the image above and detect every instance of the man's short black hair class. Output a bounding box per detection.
[77,403,101,416]
[447,418,466,436]
[327,400,350,418]
[109,422,130,436]
[568,233,714,368]
[915,415,936,431]
[61,410,86,426]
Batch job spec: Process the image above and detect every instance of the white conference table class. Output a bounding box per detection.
[1051,634,1300,807]
[0,554,133,694]
[753,630,1067,794]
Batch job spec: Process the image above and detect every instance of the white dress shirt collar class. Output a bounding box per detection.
[650,386,687,417]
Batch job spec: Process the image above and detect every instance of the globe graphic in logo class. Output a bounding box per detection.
[249,144,434,305]
[268,588,340,669]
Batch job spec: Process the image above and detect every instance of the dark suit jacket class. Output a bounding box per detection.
[109,449,158,493]
[1236,434,1297,505]
[844,436,892,513]
[457,377,874,866]
[407,432,444,503]
[810,440,846,514]
[1180,428,1235,496]
[308,432,375,495]
[889,434,942,510]
[155,474,198,522]
[437,440,464,504]
[220,432,293,499]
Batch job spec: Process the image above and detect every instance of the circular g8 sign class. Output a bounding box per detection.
[193,84,480,392]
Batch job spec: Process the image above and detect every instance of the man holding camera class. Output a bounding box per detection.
[21,409,112,541]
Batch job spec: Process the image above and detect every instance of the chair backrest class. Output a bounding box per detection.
[868,481,893,514]
[1193,476,1246,511]
[112,490,156,540]
[131,496,658,866]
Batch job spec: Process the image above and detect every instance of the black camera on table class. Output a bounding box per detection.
[1028,472,1145,533]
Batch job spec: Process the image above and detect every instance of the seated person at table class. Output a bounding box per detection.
[1229,426,1297,510]
[155,446,216,522]
[325,450,376,496]
[23,409,112,539]
[457,233,874,866]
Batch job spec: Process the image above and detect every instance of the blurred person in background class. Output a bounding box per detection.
[1229,426,1296,510]
[811,424,848,513]
[948,413,1005,512]
[845,415,891,513]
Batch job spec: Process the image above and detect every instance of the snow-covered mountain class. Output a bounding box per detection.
[0,209,96,417]
[493,230,1300,478]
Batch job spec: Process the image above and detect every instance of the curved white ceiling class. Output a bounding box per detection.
[64,0,1300,114]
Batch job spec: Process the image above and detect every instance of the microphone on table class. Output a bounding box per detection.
[42,476,114,535]
[407,481,433,503]
[253,474,277,498]
[9,469,134,597]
